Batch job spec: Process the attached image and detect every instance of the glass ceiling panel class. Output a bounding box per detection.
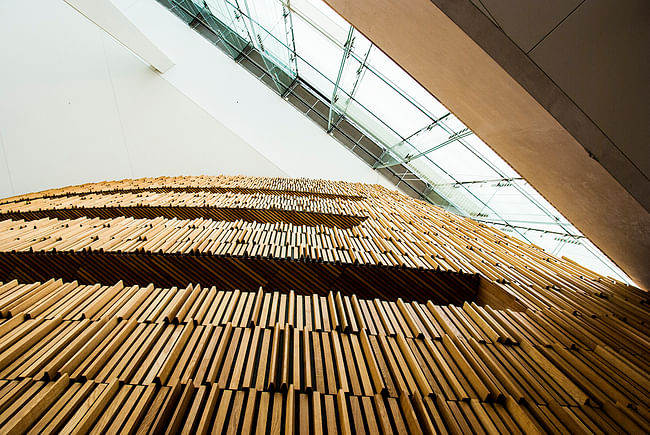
[470,183,559,224]
[204,0,249,39]
[462,135,520,178]
[420,137,500,182]
[364,43,450,120]
[291,12,341,91]
[242,0,284,34]
[355,54,433,138]
[345,99,402,150]
[346,63,430,138]
[291,0,350,45]
[296,58,333,96]
[156,0,634,285]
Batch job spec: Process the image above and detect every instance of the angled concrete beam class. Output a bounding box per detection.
[65,0,174,73]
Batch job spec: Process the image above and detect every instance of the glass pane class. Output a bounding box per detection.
[292,13,342,90]
[425,139,501,182]
[461,135,520,178]
[292,0,350,45]
[365,46,449,119]
[354,62,431,138]
[296,58,334,97]
[345,99,402,149]
[205,0,250,41]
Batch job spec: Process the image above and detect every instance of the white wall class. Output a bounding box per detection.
[0,0,393,200]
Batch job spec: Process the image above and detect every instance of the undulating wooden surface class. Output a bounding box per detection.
[0,176,643,310]
[0,176,647,434]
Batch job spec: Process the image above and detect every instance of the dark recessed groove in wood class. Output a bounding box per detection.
[0,251,482,306]
[0,207,367,229]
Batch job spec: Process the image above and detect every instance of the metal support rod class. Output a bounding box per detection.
[434,177,524,186]
[478,220,585,238]
[335,43,371,122]
[406,128,472,163]
[281,0,298,74]
[236,0,287,93]
[384,113,451,153]
[328,26,354,132]
[374,128,471,169]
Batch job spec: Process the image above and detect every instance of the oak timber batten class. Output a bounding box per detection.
[0,175,647,433]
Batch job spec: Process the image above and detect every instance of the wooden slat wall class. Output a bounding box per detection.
[0,176,642,307]
[0,278,647,433]
[0,175,647,433]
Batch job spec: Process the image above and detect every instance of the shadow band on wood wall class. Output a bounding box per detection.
[0,207,366,229]
[0,251,494,306]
